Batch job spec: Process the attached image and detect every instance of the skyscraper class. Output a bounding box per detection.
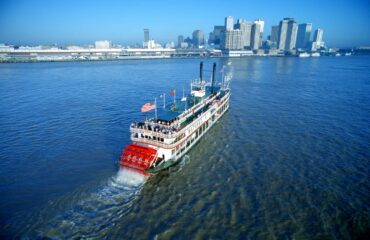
[209,26,224,45]
[192,30,204,47]
[234,19,252,49]
[311,28,325,51]
[178,35,184,48]
[254,19,265,47]
[225,16,234,31]
[286,19,298,50]
[313,28,323,42]
[277,19,288,50]
[296,23,312,49]
[277,18,298,51]
[270,25,279,47]
[221,30,243,50]
[144,29,150,42]
[251,23,262,50]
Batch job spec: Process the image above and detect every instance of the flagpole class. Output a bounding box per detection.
[155,98,157,119]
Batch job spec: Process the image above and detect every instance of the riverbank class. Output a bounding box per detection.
[0,50,360,63]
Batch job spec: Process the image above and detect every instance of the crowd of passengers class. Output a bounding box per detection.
[131,119,180,135]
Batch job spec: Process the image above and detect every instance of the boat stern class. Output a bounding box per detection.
[120,144,158,172]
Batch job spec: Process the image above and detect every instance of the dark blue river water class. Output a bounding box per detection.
[0,57,369,239]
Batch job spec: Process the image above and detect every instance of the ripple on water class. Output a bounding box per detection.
[26,168,148,239]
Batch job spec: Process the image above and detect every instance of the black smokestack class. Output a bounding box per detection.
[211,62,216,94]
[200,61,203,82]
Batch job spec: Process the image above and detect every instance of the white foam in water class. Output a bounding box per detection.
[36,168,149,238]
[114,168,149,187]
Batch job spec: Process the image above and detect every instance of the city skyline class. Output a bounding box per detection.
[0,0,369,48]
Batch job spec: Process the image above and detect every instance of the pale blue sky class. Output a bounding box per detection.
[0,0,369,47]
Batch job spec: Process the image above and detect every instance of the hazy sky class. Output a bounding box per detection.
[0,0,369,48]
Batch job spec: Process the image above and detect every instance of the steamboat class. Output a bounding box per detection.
[120,62,231,174]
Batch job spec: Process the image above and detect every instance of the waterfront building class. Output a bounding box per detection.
[277,18,298,51]
[251,23,261,50]
[313,28,324,43]
[209,26,224,45]
[165,42,176,49]
[178,35,184,48]
[270,25,279,49]
[145,39,162,49]
[296,23,312,49]
[221,29,243,50]
[251,20,264,50]
[144,29,150,42]
[184,37,193,47]
[277,19,288,50]
[234,19,252,49]
[95,40,112,49]
[311,28,325,51]
[180,42,189,48]
[254,19,264,47]
[192,30,204,48]
[0,43,14,51]
[286,19,298,50]
[225,16,234,31]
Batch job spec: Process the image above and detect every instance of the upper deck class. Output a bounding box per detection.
[131,87,227,131]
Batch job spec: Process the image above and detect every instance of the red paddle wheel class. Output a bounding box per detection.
[120,144,158,171]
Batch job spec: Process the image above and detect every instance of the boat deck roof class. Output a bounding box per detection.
[155,85,222,122]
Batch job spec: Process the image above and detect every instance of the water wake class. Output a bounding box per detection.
[36,168,148,239]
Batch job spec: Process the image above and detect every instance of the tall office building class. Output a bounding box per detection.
[178,35,184,48]
[144,29,150,42]
[221,16,244,50]
[296,23,312,49]
[209,26,224,45]
[234,19,252,49]
[313,28,323,42]
[277,18,298,50]
[254,19,264,47]
[225,16,234,31]
[286,19,298,50]
[277,19,288,50]
[221,30,243,50]
[192,30,204,47]
[311,28,325,51]
[251,23,262,50]
[270,25,279,47]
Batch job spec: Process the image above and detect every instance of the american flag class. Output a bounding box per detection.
[141,102,156,112]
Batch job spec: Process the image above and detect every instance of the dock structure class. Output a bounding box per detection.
[0,48,222,62]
